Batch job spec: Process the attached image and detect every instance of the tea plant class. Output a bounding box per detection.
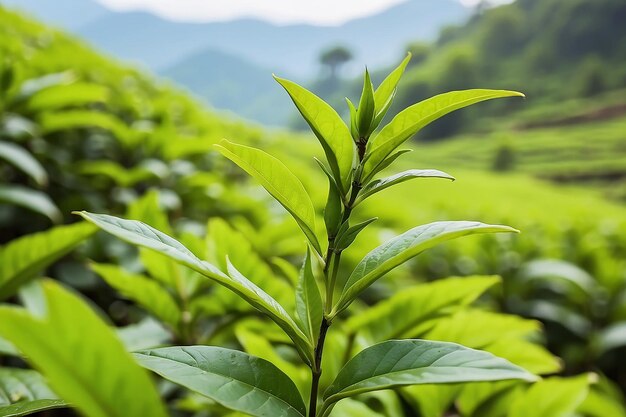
[71,55,542,417]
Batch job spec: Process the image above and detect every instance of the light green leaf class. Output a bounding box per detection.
[26,83,108,112]
[509,375,591,417]
[363,89,524,179]
[333,221,518,315]
[334,218,378,252]
[356,169,454,205]
[365,149,412,180]
[117,318,172,352]
[135,346,306,417]
[91,263,181,329]
[0,186,61,224]
[356,69,375,137]
[322,339,536,409]
[0,368,67,417]
[295,249,323,343]
[344,276,500,343]
[373,53,411,119]
[215,140,321,255]
[0,222,96,300]
[346,98,358,140]
[274,76,354,192]
[0,142,47,186]
[75,211,313,365]
[0,280,168,417]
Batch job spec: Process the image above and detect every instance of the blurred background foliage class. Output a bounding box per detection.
[1,0,626,416]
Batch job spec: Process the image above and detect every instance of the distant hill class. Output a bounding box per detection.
[0,0,470,126]
[162,49,293,126]
[73,0,468,77]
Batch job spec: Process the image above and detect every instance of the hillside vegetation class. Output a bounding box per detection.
[2,4,626,416]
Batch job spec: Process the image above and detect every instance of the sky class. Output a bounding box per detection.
[94,0,507,26]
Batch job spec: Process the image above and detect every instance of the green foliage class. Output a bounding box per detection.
[0,280,168,417]
[0,368,66,416]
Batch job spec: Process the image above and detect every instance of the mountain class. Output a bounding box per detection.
[162,49,292,126]
[0,0,109,30]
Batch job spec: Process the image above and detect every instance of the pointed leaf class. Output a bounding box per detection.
[91,263,181,329]
[0,368,67,416]
[0,142,47,186]
[0,280,168,417]
[364,90,524,179]
[75,211,313,365]
[366,149,412,180]
[215,140,321,255]
[135,346,306,417]
[356,69,375,137]
[356,169,454,205]
[274,76,354,192]
[0,222,96,300]
[322,339,536,407]
[295,249,323,343]
[373,53,411,118]
[0,186,61,224]
[333,221,518,315]
[334,218,378,251]
[346,98,358,140]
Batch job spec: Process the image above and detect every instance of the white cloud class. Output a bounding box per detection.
[95,0,410,25]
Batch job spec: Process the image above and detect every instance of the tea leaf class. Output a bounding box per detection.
[0,368,67,416]
[356,169,454,205]
[215,140,321,255]
[334,221,518,315]
[363,90,524,180]
[295,249,323,343]
[322,339,536,408]
[0,222,95,300]
[75,211,313,365]
[135,346,307,417]
[274,76,354,192]
[0,280,168,417]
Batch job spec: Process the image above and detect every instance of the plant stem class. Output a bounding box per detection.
[309,317,330,417]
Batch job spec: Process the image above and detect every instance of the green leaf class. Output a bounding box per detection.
[322,339,536,409]
[365,149,412,180]
[75,211,313,365]
[0,368,67,417]
[274,76,354,192]
[363,89,524,179]
[373,53,411,119]
[0,280,168,417]
[333,221,518,315]
[509,375,591,417]
[295,249,323,343]
[91,263,181,329]
[215,140,321,255]
[356,169,454,205]
[0,222,96,300]
[346,98,358,140]
[344,276,500,342]
[0,186,61,224]
[0,142,47,186]
[356,69,375,137]
[25,83,108,112]
[334,218,378,252]
[135,346,306,417]
[316,158,343,238]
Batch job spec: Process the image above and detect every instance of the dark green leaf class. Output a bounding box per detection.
[295,249,323,343]
[322,339,536,409]
[356,69,375,137]
[334,218,378,251]
[136,346,306,417]
[0,368,67,417]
